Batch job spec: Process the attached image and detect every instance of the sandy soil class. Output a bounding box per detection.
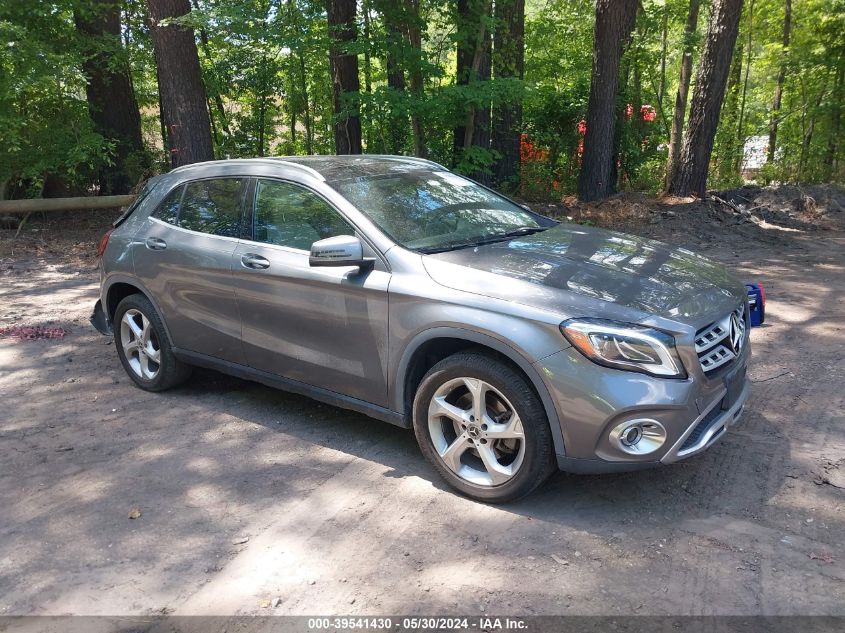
[0,191,843,619]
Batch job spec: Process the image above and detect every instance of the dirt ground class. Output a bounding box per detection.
[1,187,844,619]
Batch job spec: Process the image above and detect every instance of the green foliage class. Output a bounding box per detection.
[0,0,843,202]
[709,0,845,185]
[0,0,111,196]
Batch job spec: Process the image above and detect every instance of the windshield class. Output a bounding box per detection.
[332,170,548,252]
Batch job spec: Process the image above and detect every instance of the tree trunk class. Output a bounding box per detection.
[454,0,492,179]
[491,0,524,188]
[74,0,145,194]
[327,0,363,155]
[299,52,314,154]
[147,0,214,167]
[825,61,844,179]
[256,49,269,157]
[665,0,702,191]
[711,33,742,183]
[767,0,791,165]
[406,0,426,157]
[667,0,744,197]
[735,0,755,172]
[362,0,374,150]
[716,41,744,179]
[799,79,829,179]
[192,0,230,136]
[658,2,668,110]
[383,2,408,154]
[577,0,638,202]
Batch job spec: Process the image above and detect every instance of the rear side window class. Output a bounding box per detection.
[180,178,245,237]
[153,185,184,225]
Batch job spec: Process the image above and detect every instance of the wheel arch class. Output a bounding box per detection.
[394,327,566,457]
[102,275,176,348]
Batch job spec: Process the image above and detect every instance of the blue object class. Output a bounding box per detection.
[746,283,765,326]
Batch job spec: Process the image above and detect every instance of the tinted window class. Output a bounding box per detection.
[179,179,244,237]
[253,180,354,250]
[115,177,159,227]
[153,185,183,225]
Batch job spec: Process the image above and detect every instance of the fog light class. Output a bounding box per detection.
[610,419,667,455]
[622,425,643,446]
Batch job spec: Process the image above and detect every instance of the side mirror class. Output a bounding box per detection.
[309,235,375,270]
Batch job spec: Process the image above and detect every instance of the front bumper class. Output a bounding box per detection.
[536,344,750,473]
[660,376,749,463]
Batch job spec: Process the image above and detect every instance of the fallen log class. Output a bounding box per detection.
[0,194,136,214]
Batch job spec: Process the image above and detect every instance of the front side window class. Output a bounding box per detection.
[332,170,548,252]
[253,179,354,250]
[179,178,245,237]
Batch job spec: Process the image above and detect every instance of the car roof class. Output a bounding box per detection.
[169,155,447,184]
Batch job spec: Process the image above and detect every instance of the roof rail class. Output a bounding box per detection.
[168,157,326,181]
[364,155,448,171]
[267,157,327,181]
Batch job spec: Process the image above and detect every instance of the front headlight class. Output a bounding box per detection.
[560,318,686,378]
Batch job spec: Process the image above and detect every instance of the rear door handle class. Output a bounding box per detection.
[241,254,270,270]
[145,237,167,250]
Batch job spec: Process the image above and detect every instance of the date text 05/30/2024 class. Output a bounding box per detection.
[307,617,528,630]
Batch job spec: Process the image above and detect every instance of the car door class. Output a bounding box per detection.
[231,178,391,407]
[134,177,247,364]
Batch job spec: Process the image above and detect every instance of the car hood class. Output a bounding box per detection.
[422,223,746,328]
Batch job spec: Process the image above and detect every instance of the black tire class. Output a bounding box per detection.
[113,293,192,392]
[412,351,556,503]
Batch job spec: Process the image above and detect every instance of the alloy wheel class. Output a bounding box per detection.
[120,308,161,380]
[427,377,526,486]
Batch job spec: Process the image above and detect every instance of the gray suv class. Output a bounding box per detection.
[92,156,751,502]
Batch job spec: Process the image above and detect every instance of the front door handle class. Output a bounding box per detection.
[145,237,167,250]
[241,253,270,270]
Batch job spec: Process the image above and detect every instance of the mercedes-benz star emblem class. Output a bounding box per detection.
[729,313,743,353]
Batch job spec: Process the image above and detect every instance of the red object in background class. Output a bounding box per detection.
[520,134,533,162]
[0,326,67,341]
[96,229,113,258]
[520,134,548,162]
[576,120,587,160]
[625,104,634,119]
[641,105,657,122]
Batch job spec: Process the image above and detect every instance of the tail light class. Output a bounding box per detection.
[758,282,765,306]
[96,229,114,259]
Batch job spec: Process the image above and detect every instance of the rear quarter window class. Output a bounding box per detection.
[113,178,159,227]
[152,185,184,225]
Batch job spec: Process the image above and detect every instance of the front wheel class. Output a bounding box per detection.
[113,293,192,392]
[412,352,556,503]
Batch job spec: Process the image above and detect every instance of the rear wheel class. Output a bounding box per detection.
[114,294,191,391]
[413,352,556,503]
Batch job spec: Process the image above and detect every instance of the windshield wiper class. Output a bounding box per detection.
[496,226,549,238]
[418,226,550,254]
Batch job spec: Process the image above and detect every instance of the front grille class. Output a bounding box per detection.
[695,305,747,375]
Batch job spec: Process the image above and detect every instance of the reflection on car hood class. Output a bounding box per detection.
[422,222,746,326]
